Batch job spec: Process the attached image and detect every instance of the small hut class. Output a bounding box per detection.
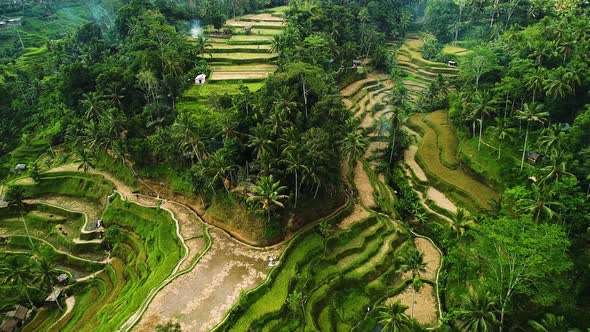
[15,164,26,172]
[45,288,62,306]
[526,151,543,164]
[448,60,457,67]
[195,74,207,84]
[352,59,363,68]
[0,318,17,332]
[1,305,30,332]
[57,274,69,286]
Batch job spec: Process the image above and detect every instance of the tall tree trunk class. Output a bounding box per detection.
[478,115,484,151]
[294,172,298,208]
[20,210,34,249]
[302,79,308,119]
[520,123,529,171]
[498,140,502,160]
[23,286,36,309]
[389,127,397,164]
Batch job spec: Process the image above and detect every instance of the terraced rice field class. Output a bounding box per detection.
[409,111,498,210]
[396,33,458,105]
[201,12,284,83]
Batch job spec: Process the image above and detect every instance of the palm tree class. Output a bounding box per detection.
[470,91,496,151]
[376,301,419,332]
[76,149,96,173]
[488,118,515,160]
[519,183,564,223]
[455,291,498,332]
[545,70,573,100]
[372,115,391,138]
[33,258,63,311]
[281,149,309,208]
[388,108,408,164]
[524,68,546,103]
[397,249,427,318]
[340,130,369,166]
[515,103,549,171]
[0,256,36,309]
[538,124,564,153]
[247,175,289,225]
[539,149,575,184]
[81,91,104,123]
[247,123,274,161]
[450,208,476,237]
[171,112,205,164]
[194,36,212,57]
[207,150,238,192]
[5,185,34,248]
[529,313,580,332]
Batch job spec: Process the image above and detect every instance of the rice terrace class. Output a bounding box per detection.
[1,0,590,331]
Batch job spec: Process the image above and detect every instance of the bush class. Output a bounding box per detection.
[421,35,442,60]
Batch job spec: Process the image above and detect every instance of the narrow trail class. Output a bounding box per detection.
[48,296,76,331]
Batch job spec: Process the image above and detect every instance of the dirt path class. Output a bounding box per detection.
[49,296,76,330]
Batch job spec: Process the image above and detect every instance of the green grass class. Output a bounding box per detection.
[41,195,184,331]
[182,82,263,99]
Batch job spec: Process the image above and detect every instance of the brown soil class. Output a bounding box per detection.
[340,74,388,97]
[338,204,371,229]
[210,71,271,80]
[414,238,441,281]
[134,229,283,332]
[387,283,437,326]
[403,145,427,182]
[426,187,457,213]
[354,161,375,208]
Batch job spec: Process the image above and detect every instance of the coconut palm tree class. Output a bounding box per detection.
[538,124,564,153]
[171,112,205,164]
[76,149,96,173]
[519,183,564,223]
[397,249,427,318]
[529,313,580,332]
[281,149,309,208]
[470,91,496,151]
[539,150,575,185]
[207,150,238,192]
[376,301,419,332]
[488,118,515,160]
[515,103,549,171]
[0,256,37,309]
[455,291,498,332]
[33,258,63,311]
[247,175,289,225]
[450,208,476,237]
[524,68,546,103]
[5,185,34,248]
[247,123,274,161]
[81,91,104,123]
[544,70,573,100]
[339,130,369,166]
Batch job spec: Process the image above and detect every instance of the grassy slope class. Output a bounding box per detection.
[9,173,184,331]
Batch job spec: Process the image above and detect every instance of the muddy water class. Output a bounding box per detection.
[135,229,283,332]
